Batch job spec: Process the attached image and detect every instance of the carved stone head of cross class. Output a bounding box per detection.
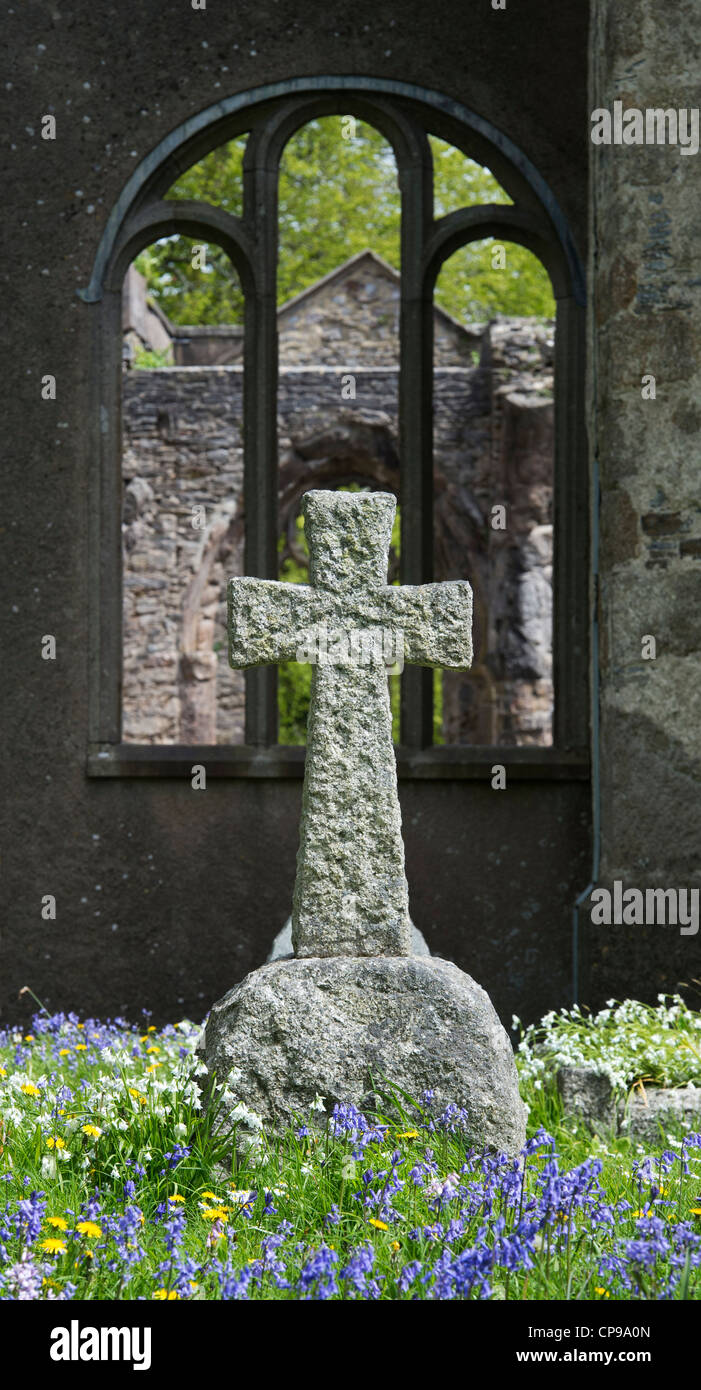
[228,490,472,958]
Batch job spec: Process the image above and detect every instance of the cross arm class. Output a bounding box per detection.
[384,580,473,668]
[228,578,318,668]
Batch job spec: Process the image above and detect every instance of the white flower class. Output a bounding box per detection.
[228,1101,263,1130]
[310,1094,326,1113]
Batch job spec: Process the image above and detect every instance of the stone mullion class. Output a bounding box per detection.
[242,125,280,747]
[399,130,434,750]
[553,296,588,752]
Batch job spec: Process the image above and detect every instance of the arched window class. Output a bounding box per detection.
[83,79,588,782]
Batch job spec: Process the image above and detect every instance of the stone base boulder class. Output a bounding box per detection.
[205,956,527,1156]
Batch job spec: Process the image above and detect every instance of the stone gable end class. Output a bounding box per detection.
[127,251,483,369]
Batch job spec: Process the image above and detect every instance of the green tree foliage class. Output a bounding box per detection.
[134,120,555,327]
[430,140,555,321]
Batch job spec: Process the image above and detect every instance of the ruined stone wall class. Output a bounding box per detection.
[122,317,554,746]
[436,321,555,744]
[122,370,246,744]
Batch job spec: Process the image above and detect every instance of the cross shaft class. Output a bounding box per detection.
[228,490,472,957]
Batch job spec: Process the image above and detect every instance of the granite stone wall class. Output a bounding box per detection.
[585,0,701,1004]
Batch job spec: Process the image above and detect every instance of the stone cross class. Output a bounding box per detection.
[228,490,472,958]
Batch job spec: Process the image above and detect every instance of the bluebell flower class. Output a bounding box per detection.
[340,1243,376,1296]
[397,1259,422,1293]
[14,1192,46,1244]
[3,1254,43,1299]
[297,1244,339,1301]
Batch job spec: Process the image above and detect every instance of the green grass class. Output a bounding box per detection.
[1,997,700,1300]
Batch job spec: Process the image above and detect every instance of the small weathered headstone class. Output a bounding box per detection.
[557,1066,701,1141]
[205,490,526,1153]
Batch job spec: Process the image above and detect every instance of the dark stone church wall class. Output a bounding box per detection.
[2,0,591,1028]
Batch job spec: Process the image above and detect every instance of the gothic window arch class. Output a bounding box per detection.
[83,78,588,782]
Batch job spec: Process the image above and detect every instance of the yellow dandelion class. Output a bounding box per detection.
[140,1035,149,1044]
[58,1049,70,1057]
[20,1083,40,1096]
[82,1124,102,1138]
[153,1289,179,1300]
[41,1238,67,1255]
[202,1207,229,1223]
[24,1035,34,1042]
[395,1130,419,1140]
[146,1063,161,1073]
[76,1221,102,1239]
[168,1194,186,1204]
[0,1067,6,1077]
[46,1216,68,1231]
[75,1044,87,1051]
[77,1023,85,1029]
[146,1046,160,1055]
[690,1207,701,1216]
[632,1208,654,1219]
[368,1218,389,1231]
[46,1137,66,1150]
[147,1026,157,1033]
[201,1191,220,1201]
[390,1241,401,1252]
[594,1286,610,1298]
